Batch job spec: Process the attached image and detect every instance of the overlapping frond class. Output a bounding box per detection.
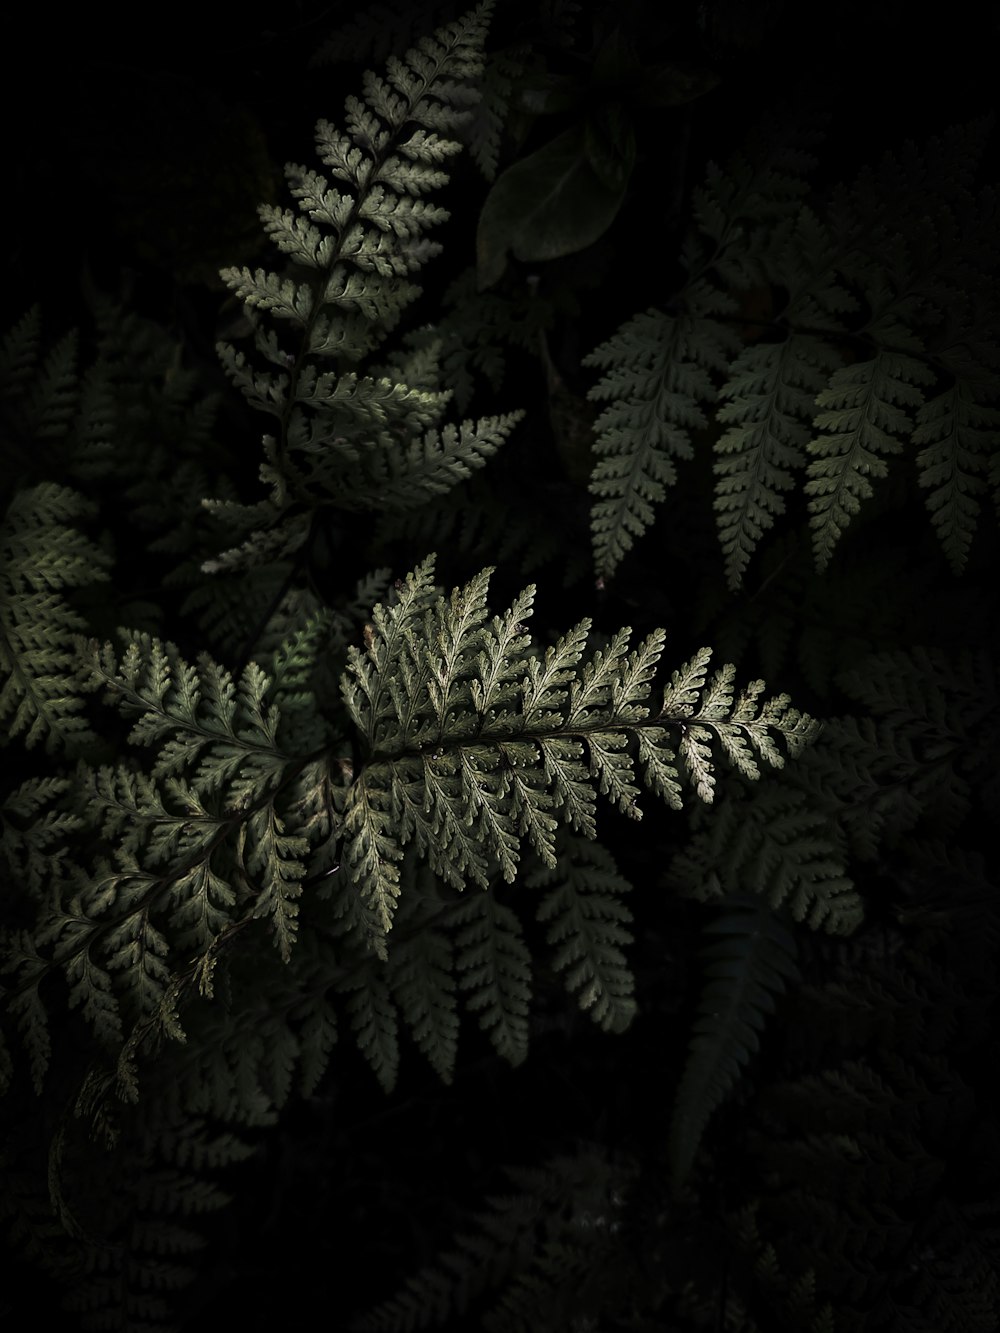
[582,292,737,578]
[800,646,998,859]
[667,897,801,1187]
[525,833,635,1033]
[714,335,839,589]
[0,484,111,755]
[211,4,509,573]
[339,557,819,934]
[588,117,1000,585]
[666,784,862,935]
[804,350,936,570]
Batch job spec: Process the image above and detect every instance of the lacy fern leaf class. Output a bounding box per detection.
[804,350,935,570]
[582,295,736,578]
[525,833,635,1034]
[668,897,801,1188]
[666,784,863,935]
[914,377,1000,573]
[80,633,311,963]
[714,335,840,590]
[6,634,331,1105]
[593,117,1000,585]
[212,4,511,572]
[339,556,819,937]
[0,483,111,755]
[451,889,532,1067]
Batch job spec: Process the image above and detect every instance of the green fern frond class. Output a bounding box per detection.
[0,929,51,1096]
[463,44,530,182]
[1,309,117,489]
[539,113,1000,587]
[689,108,823,288]
[582,294,738,578]
[4,635,335,1106]
[337,410,526,511]
[450,889,532,1067]
[801,645,997,858]
[338,965,399,1092]
[914,377,1000,573]
[0,483,111,755]
[213,5,501,568]
[804,350,936,570]
[386,921,459,1082]
[668,897,801,1187]
[666,784,862,935]
[268,608,337,751]
[1,775,85,898]
[79,633,313,958]
[714,335,840,590]
[525,834,635,1034]
[0,305,43,401]
[356,1146,630,1333]
[312,0,448,69]
[339,557,818,935]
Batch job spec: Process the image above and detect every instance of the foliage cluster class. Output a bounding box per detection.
[1,1,998,1329]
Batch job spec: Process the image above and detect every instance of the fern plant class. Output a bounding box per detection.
[2,2,997,1330]
[582,114,1000,585]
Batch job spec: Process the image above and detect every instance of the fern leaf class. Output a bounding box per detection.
[526,835,636,1033]
[0,305,43,401]
[804,350,935,571]
[668,897,801,1187]
[802,646,996,858]
[583,302,735,578]
[246,805,308,963]
[292,994,339,1099]
[914,378,1000,573]
[0,930,52,1095]
[214,5,499,563]
[341,769,404,945]
[342,411,525,510]
[690,107,823,286]
[714,336,839,589]
[667,785,863,934]
[356,1147,628,1333]
[387,924,459,1082]
[0,483,111,755]
[339,966,400,1092]
[451,891,532,1066]
[340,559,818,935]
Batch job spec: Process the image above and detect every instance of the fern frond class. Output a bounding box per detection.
[689,107,823,287]
[338,965,399,1092]
[337,410,525,511]
[714,335,840,589]
[213,5,501,564]
[668,897,801,1187]
[0,483,111,755]
[355,1146,632,1333]
[11,636,330,1090]
[914,377,1000,573]
[666,784,863,935]
[804,351,935,570]
[386,921,459,1083]
[583,297,737,578]
[339,558,818,935]
[450,890,532,1067]
[0,930,52,1096]
[0,305,43,401]
[800,646,997,858]
[1,775,85,899]
[525,834,635,1034]
[463,44,530,181]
